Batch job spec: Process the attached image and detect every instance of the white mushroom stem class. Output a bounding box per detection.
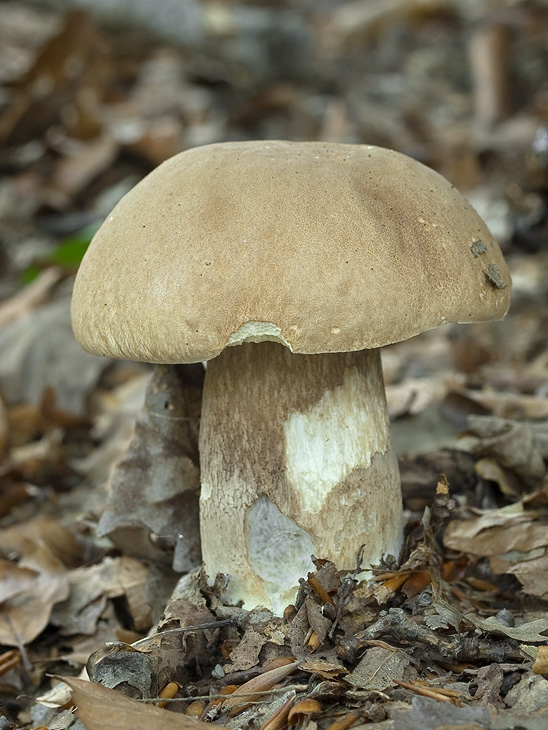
[199,341,403,614]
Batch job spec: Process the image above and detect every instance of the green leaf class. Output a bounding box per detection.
[47,223,99,268]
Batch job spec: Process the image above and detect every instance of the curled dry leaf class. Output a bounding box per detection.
[443,507,548,557]
[464,614,548,644]
[507,553,548,602]
[61,675,216,730]
[100,556,152,631]
[0,515,83,567]
[0,516,83,645]
[50,556,152,637]
[97,363,203,569]
[0,560,38,603]
[145,569,218,689]
[257,691,294,730]
[463,415,548,488]
[323,713,360,730]
[304,597,332,649]
[0,538,69,646]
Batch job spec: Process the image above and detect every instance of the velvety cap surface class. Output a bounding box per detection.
[71,141,511,363]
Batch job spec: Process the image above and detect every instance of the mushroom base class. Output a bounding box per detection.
[199,342,403,613]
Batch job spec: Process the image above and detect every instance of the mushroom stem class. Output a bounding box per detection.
[199,341,403,613]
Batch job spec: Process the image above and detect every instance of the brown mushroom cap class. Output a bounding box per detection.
[71,140,511,363]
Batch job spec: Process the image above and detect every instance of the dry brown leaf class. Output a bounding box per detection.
[0,538,69,646]
[444,513,548,557]
[0,296,108,415]
[97,364,203,569]
[142,570,217,689]
[300,658,348,678]
[463,415,548,488]
[0,267,63,330]
[474,457,523,497]
[506,553,548,602]
[323,713,360,730]
[0,559,38,603]
[532,646,548,675]
[305,598,331,649]
[0,515,83,568]
[50,556,151,636]
[385,377,443,420]
[346,645,416,692]
[0,9,107,144]
[257,692,294,730]
[62,675,216,730]
[444,506,548,600]
[223,626,267,672]
[45,135,118,208]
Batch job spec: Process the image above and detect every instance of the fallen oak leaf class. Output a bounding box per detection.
[61,676,218,730]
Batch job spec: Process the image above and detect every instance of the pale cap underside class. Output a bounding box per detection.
[71,141,511,363]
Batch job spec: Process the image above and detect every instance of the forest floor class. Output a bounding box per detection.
[1,1,548,729]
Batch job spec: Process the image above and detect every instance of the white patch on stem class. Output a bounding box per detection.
[283,367,390,513]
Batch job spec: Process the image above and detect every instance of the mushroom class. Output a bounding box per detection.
[71,140,511,613]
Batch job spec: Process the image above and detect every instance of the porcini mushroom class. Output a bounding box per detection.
[71,141,511,613]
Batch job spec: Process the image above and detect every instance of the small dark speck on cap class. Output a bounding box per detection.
[486,262,508,289]
[470,239,488,257]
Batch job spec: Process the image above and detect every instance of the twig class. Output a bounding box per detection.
[130,619,237,649]
[137,684,310,705]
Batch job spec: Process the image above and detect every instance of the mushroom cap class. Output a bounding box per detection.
[71,140,511,363]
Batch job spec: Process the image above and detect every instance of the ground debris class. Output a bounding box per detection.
[337,607,523,666]
[1,0,548,728]
[391,695,491,730]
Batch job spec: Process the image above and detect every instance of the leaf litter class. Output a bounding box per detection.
[1,1,548,729]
